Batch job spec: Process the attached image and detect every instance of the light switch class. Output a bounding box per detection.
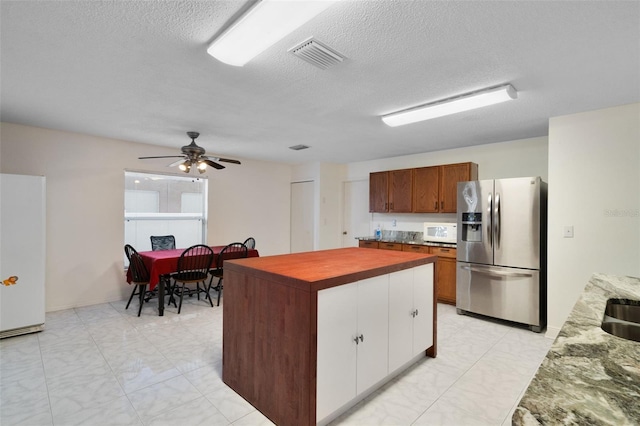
[563,226,574,238]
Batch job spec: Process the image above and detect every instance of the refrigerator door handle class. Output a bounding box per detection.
[495,192,501,249]
[487,192,493,248]
[460,265,534,278]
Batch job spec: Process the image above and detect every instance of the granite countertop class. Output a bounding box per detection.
[356,230,457,248]
[513,273,640,425]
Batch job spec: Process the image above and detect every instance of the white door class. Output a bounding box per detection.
[356,274,389,393]
[388,268,415,372]
[342,180,369,247]
[317,282,358,422]
[290,181,314,253]
[0,174,46,334]
[412,264,434,356]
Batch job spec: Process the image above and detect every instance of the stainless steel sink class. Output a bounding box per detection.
[601,322,640,343]
[601,299,640,343]
[604,298,640,324]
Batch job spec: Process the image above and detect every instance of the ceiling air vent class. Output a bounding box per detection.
[289,144,310,151]
[288,37,345,70]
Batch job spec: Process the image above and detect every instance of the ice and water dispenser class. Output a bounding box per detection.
[460,212,483,242]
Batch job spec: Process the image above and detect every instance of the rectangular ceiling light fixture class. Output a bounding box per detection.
[207,0,342,67]
[381,84,518,127]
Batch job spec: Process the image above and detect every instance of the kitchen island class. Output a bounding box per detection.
[222,247,437,426]
[513,273,640,425]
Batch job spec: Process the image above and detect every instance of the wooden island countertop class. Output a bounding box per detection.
[223,247,437,426]
[224,246,436,292]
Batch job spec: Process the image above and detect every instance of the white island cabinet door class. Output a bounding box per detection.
[356,274,389,394]
[388,268,414,373]
[412,263,434,356]
[317,281,358,422]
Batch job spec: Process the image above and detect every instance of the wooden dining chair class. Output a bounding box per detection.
[150,235,176,251]
[243,237,256,249]
[124,244,151,317]
[170,244,214,314]
[208,242,248,306]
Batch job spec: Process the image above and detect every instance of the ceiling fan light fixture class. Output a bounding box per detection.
[179,161,191,173]
[206,0,342,66]
[382,84,518,127]
[198,161,207,172]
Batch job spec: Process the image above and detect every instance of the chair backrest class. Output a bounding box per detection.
[124,244,150,283]
[216,242,249,270]
[176,244,214,280]
[243,237,256,250]
[150,235,176,251]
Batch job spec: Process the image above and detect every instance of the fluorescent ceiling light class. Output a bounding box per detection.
[207,0,342,67]
[382,84,518,127]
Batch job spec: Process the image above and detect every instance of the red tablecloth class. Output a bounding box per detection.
[127,245,259,290]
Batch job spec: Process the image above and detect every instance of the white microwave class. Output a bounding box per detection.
[423,222,457,243]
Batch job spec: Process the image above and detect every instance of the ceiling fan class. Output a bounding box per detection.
[138,131,241,173]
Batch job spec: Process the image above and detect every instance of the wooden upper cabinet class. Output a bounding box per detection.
[369,171,389,212]
[389,169,413,213]
[439,162,478,213]
[413,166,440,213]
[371,162,477,214]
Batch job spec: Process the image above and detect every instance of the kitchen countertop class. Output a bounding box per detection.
[355,230,457,248]
[512,273,640,425]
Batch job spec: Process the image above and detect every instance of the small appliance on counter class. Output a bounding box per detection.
[456,177,547,332]
[423,222,457,244]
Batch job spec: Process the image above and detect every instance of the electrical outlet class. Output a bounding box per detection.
[563,226,574,238]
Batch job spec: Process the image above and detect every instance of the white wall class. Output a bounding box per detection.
[547,103,640,337]
[0,122,292,311]
[346,136,549,234]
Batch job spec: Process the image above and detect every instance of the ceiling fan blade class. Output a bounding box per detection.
[217,158,241,165]
[138,155,186,159]
[203,159,225,170]
[203,155,241,165]
[167,158,187,167]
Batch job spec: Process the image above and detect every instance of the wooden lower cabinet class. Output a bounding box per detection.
[429,247,457,304]
[358,240,379,249]
[379,242,403,251]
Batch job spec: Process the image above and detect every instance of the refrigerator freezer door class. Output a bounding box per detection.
[457,180,493,265]
[494,177,541,270]
[456,262,541,329]
[0,174,46,337]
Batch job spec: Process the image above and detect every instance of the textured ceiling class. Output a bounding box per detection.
[1,1,639,165]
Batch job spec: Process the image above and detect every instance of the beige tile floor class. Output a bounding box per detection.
[0,297,552,426]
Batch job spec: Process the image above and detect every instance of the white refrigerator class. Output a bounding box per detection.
[0,173,46,338]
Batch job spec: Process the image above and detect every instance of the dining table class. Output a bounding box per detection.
[126,245,259,316]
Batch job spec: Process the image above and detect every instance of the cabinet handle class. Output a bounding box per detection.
[441,201,444,209]
[434,201,438,210]
[440,249,449,252]
[353,336,360,345]
[415,309,419,316]
[385,202,388,210]
[390,202,394,210]
[359,334,364,343]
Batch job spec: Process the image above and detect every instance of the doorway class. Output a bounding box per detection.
[342,180,369,247]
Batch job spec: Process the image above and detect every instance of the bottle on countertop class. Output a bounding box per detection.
[375,224,382,241]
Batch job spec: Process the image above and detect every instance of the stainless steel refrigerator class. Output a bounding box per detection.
[456,177,547,332]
